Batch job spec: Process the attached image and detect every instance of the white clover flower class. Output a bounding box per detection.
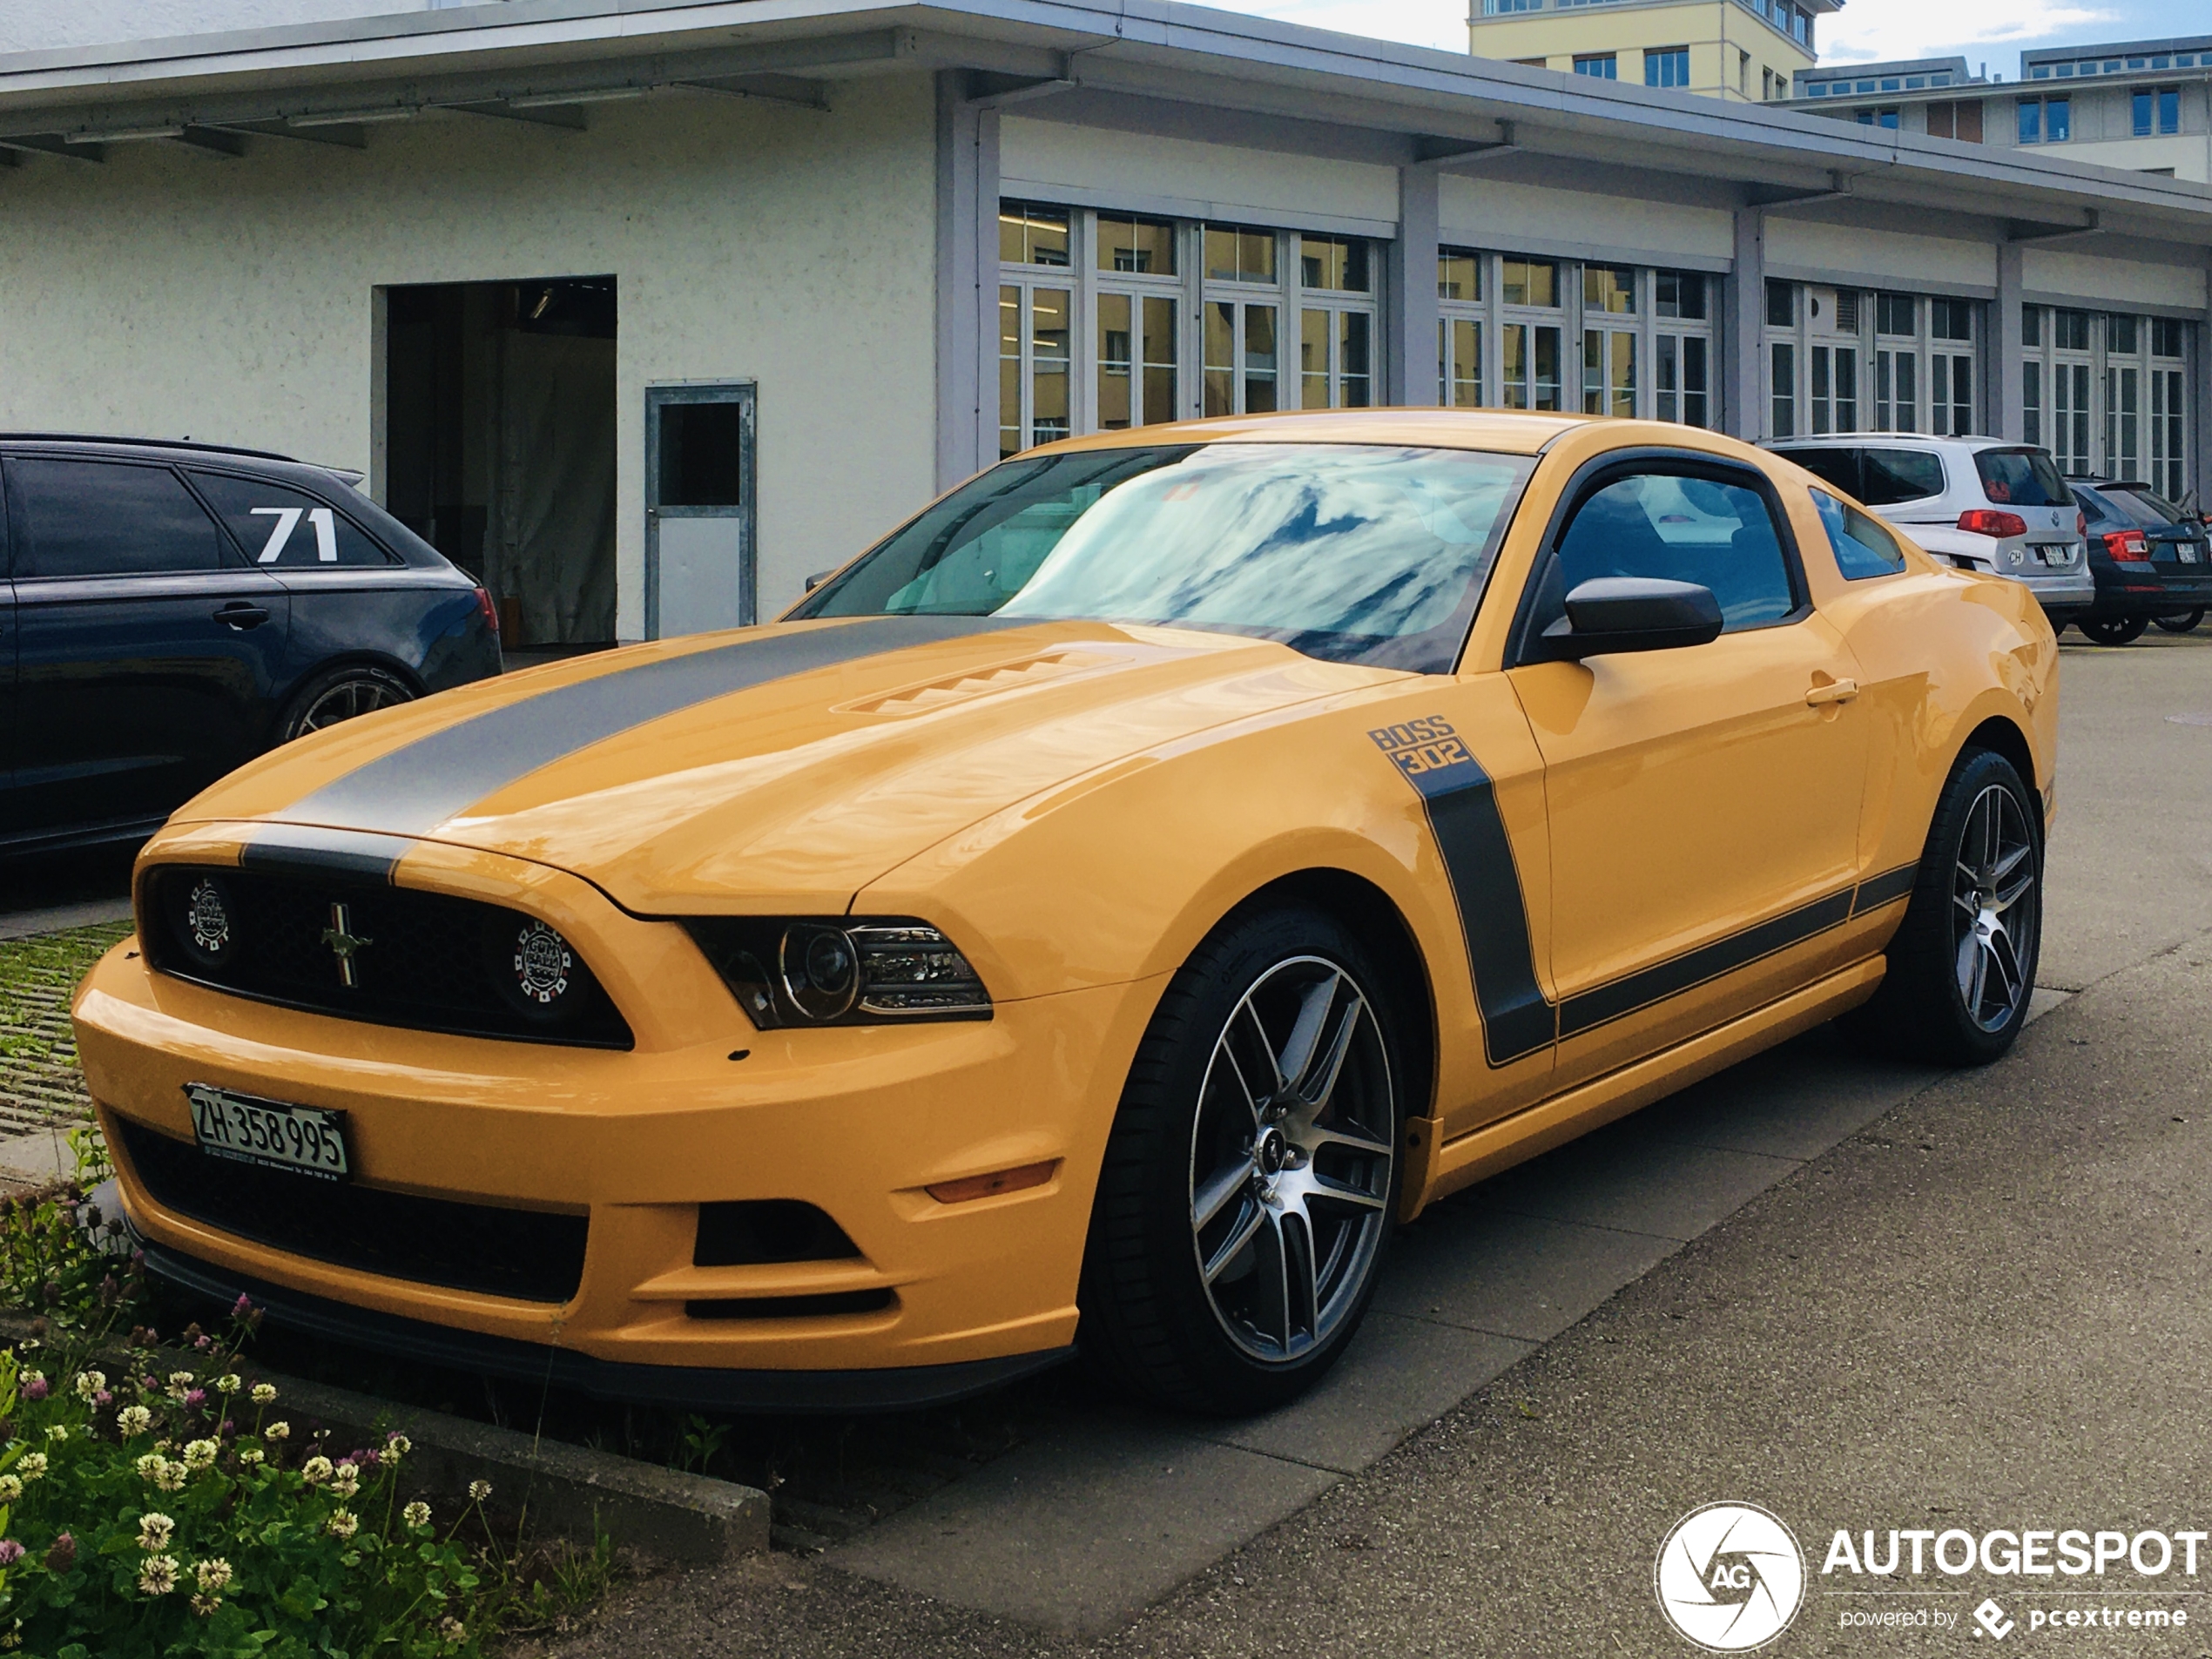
[440,1616,466,1646]
[301,1455,334,1486]
[216,1375,241,1395]
[164,1372,195,1403]
[182,1440,219,1472]
[403,1501,432,1529]
[73,1370,106,1402]
[326,1509,359,1541]
[387,1433,413,1457]
[16,1453,45,1483]
[190,1593,222,1618]
[467,1480,492,1503]
[117,1405,153,1437]
[19,1371,44,1394]
[154,1460,188,1494]
[194,1558,233,1593]
[135,1452,165,1482]
[0,1477,21,1505]
[331,1462,361,1500]
[44,1426,66,1444]
[138,1513,176,1551]
[264,1421,290,1442]
[138,1554,179,1596]
[250,1383,277,1406]
[236,1446,265,1467]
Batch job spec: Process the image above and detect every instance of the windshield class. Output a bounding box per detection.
[794,443,1534,671]
[1973,448,2071,508]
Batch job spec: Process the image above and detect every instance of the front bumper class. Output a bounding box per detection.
[76,838,1166,1383]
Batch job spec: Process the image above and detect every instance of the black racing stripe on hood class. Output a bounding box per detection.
[239,826,419,883]
[285,617,1032,839]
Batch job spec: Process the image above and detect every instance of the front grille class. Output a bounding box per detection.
[140,865,632,1049]
[118,1118,588,1305]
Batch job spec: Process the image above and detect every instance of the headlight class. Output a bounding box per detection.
[683,917,992,1028]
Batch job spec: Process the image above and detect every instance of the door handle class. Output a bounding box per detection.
[1805,678,1859,708]
[213,602,271,631]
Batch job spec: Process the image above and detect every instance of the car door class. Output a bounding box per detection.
[1504,454,1872,1091]
[4,453,292,836]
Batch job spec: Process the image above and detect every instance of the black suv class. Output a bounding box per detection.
[2069,478,2212,645]
[2,435,502,855]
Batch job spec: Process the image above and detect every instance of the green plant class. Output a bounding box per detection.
[0,1127,145,1336]
[670,1413,729,1476]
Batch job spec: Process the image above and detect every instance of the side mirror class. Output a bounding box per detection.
[804,570,833,593]
[1536,577,1723,661]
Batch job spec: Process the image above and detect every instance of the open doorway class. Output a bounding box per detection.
[383,277,617,654]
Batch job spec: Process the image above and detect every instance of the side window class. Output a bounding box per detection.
[1810,489,1909,580]
[1553,469,1798,631]
[187,470,397,568]
[1858,448,1946,506]
[6,457,224,578]
[1786,446,1860,498]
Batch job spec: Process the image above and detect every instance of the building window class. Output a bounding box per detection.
[1440,249,1483,408]
[1000,202,1070,268]
[1771,342,1796,438]
[1581,266,1636,418]
[2047,97,2071,141]
[2158,86,2182,134]
[2023,359,2042,448]
[1000,284,1072,457]
[1858,107,1900,129]
[1503,257,1559,308]
[2132,88,2180,137]
[1646,46,1689,89]
[2017,99,2040,144]
[1766,280,1796,329]
[2021,306,2192,496]
[1574,53,1618,79]
[1926,100,1984,142]
[1298,237,1374,409]
[1483,0,1541,11]
[1097,214,1176,276]
[1764,284,1985,442]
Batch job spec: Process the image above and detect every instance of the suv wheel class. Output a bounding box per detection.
[1080,905,1404,1414]
[280,664,415,741]
[2153,609,2203,635]
[2078,616,2148,646]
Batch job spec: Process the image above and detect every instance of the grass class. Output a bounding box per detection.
[0,923,132,1135]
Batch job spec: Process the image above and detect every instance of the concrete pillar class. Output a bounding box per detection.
[1390,163,1441,407]
[1994,242,2026,443]
[1723,206,1765,441]
[935,71,1001,490]
[2197,253,2212,507]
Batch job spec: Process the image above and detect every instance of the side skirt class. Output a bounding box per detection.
[1411,954,1887,1214]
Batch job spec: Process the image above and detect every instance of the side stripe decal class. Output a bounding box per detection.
[1374,717,1919,1065]
[284,616,1028,840]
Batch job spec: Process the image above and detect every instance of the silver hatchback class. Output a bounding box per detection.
[1767,435,2093,624]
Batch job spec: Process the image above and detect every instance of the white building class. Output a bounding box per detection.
[3,0,2209,644]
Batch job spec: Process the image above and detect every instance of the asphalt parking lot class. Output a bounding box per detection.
[533,629,2212,1656]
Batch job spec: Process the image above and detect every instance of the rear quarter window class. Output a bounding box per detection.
[1810,489,1908,580]
[188,469,399,568]
[1858,448,1946,506]
[1973,448,2070,509]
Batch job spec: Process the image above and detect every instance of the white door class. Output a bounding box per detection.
[646,383,755,637]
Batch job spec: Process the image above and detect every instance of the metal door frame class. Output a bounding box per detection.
[644,381,756,639]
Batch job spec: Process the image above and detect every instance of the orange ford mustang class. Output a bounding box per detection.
[72,412,2056,1414]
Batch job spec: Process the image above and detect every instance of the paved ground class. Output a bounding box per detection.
[536,628,2212,1656]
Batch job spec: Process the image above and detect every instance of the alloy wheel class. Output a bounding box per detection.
[294,674,413,735]
[1188,956,1395,1364]
[1952,783,2038,1035]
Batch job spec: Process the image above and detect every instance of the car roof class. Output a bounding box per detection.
[1768,434,2008,449]
[0,432,298,463]
[1029,408,1595,458]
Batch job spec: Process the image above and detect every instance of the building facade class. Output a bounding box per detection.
[1468,0,1836,104]
[2,0,2209,644]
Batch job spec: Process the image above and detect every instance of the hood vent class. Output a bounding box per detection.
[840,650,1111,718]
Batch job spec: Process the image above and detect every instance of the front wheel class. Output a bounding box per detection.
[2078,615,2148,645]
[1843,748,2042,1067]
[1079,905,1404,1414]
[2153,609,2203,635]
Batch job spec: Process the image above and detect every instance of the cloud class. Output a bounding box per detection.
[1796,0,2118,65]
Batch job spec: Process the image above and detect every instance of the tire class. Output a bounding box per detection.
[1079,904,1406,1414]
[1842,748,2042,1068]
[278,664,415,741]
[2077,615,2148,645]
[2153,609,2203,635]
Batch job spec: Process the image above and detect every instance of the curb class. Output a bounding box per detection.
[0,1312,770,1564]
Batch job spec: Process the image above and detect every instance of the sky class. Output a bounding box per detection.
[1198,0,2208,69]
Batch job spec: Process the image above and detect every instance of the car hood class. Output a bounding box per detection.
[180,616,1401,912]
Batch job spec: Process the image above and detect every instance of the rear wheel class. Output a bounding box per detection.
[2078,615,2148,645]
[1843,748,2041,1067]
[1080,905,1404,1414]
[280,664,415,741]
[2153,609,2203,635]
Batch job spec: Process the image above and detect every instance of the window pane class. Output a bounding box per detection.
[2160,88,2180,133]
[1098,292,1133,431]
[1503,259,1558,308]
[2018,98,2040,142]
[1031,288,1071,445]
[9,458,222,577]
[1206,226,1277,285]
[1555,472,1796,631]
[1000,287,1022,458]
[1302,308,1331,409]
[1656,270,1706,320]
[1894,354,1918,434]
[1340,312,1372,408]
[1811,488,1908,578]
[2055,309,2090,352]
[1770,342,1796,439]
[1876,293,1915,337]
[1301,238,1370,293]
[192,470,395,565]
[2047,98,2070,140]
[1450,319,1482,408]
[1000,203,1069,267]
[2023,361,2042,448]
[1531,326,1561,411]
[1766,280,1795,328]
[1098,215,1177,276]
[1143,296,1179,425]
[1834,348,1858,433]
[1245,304,1278,414]
[1205,302,1236,417]
[1439,250,1482,301]
[2134,89,2153,135]
[2107,314,2139,355]
[1584,266,1635,314]
[2022,305,2042,347]
[1503,324,1529,410]
[1682,337,1709,428]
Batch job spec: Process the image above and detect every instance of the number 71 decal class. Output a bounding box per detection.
[249,505,339,563]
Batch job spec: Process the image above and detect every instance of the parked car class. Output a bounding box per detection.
[1,435,502,857]
[2068,479,2212,645]
[1766,435,2092,626]
[78,411,2055,1416]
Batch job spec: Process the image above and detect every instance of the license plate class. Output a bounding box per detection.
[2182,547,2200,563]
[185,1083,350,1180]
[2034,545,2071,565]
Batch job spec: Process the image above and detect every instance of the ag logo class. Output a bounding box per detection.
[1655,1502,1804,1652]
